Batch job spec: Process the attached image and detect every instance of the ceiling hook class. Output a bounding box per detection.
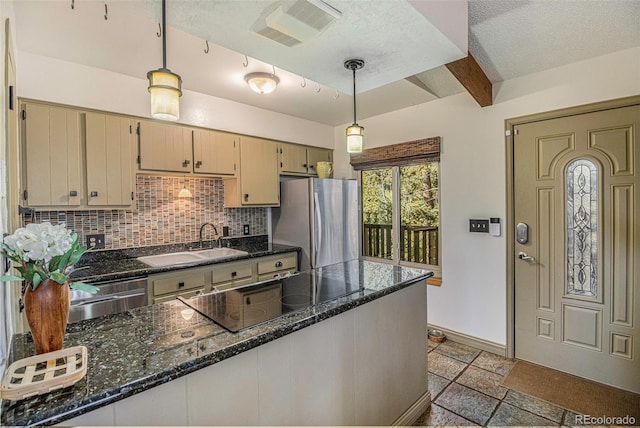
[242,55,249,68]
[204,40,210,54]
[156,23,162,38]
[334,90,340,99]
[104,3,108,20]
[300,77,307,88]
[71,0,75,10]
[315,82,321,93]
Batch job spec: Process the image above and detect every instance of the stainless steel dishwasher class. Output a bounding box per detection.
[69,276,148,323]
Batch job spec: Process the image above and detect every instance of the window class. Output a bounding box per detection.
[360,164,440,269]
[352,137,441,272]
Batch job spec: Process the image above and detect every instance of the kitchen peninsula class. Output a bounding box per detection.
[1,260,431,426]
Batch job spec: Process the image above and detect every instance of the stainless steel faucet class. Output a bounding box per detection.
[199,222,220,248]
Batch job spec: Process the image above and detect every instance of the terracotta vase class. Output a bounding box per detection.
[24,279,70,354]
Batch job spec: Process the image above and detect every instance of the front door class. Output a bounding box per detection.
[514,104,640,393]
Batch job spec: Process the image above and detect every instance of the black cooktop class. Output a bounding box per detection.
[178,271,362,333]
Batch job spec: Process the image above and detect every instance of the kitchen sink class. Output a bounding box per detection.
[192,248,248,259]
[137,252,204,267]
[137,248,248,267]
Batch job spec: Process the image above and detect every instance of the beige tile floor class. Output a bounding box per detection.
[415,339,581,426]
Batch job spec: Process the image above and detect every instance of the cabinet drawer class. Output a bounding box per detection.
[257,253,297,275]
[211,263,253,285]
[152,271,206,296]
[213,277,255,292]
[153,288,204,304]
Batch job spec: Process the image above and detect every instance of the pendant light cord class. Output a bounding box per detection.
[162,0,167,69]
[352,67,357,125]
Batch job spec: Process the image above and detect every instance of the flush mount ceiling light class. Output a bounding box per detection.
[244,72,280,94]
[147,0,182,121]
[344,58,364,153]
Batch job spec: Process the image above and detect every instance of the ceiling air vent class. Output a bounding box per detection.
[252,0,342,47]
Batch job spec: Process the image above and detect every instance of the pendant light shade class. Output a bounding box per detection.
[346,124,364,153]
[245,72,280,94]
[344,59,364,153]
[147,0,182,121]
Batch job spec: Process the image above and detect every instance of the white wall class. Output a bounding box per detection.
[333,47,640,345]
[17,52,334,148]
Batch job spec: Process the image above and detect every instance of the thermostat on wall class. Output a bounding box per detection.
[490,218,501,237]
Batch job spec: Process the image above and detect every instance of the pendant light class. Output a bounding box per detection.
[178,175,193,198]
[147,0,182,121]
[344,58,364,153]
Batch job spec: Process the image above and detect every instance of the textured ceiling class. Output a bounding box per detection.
[11,0,640,126]
[469,0,640,82]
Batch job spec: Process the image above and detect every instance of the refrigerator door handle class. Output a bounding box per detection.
[313,191,322,267]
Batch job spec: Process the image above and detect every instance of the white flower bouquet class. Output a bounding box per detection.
[1,222,98,302]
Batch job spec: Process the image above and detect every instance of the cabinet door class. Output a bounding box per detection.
[306,147,333,176]
[193,129,237,176]
[139,121,192,172]
[85,113,134,206]
[239,137,279,205]
[279,143,308,175]
[23,103,82,206]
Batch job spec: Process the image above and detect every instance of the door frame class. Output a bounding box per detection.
[504,95,640,359]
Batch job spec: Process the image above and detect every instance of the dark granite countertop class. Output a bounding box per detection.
[1,260,432,426]
[69,236,301,283]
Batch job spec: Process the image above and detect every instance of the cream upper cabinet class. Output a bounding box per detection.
[193,129,237,176]
[279,143,308,175]
[22,103,82,207]
[306,147,332,176]
[85,113,135,206]
[138,120,192,173]
[224,136,279,207]
[279,143,333,176]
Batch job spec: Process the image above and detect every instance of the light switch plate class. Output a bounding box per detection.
[469,219,489,233]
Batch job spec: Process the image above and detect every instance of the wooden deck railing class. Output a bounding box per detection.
[362,224,438,265]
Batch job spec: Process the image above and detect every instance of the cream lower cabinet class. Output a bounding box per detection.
[22,103,82,207]
[257,253,298,281]
[211,259,254,292]
[149,252,298,303]
[85,113,135,206]
[149,269,207,304]
[224,136,279,207]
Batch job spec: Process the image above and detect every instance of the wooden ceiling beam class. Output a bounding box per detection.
[445,53,492,107]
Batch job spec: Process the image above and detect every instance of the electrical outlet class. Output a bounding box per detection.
[86,233,105,249]
[243,224,250,235]
[469,219,489,233]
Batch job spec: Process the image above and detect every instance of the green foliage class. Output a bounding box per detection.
[361,163,439,227]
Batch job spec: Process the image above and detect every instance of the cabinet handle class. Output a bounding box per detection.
[231,271,237,278]
[195,160,202,168]
[309,164,315,169]
[244,194,249,202]
[178,281,185,288]
[131,192,134,200]
[182,159,190,167]
[69,190,78,197]
[275,261,283,268]
[90,191,98,197]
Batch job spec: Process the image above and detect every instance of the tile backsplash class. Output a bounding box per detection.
[27,175,267,249]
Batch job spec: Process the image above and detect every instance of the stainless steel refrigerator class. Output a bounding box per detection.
[272,178,359,270]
